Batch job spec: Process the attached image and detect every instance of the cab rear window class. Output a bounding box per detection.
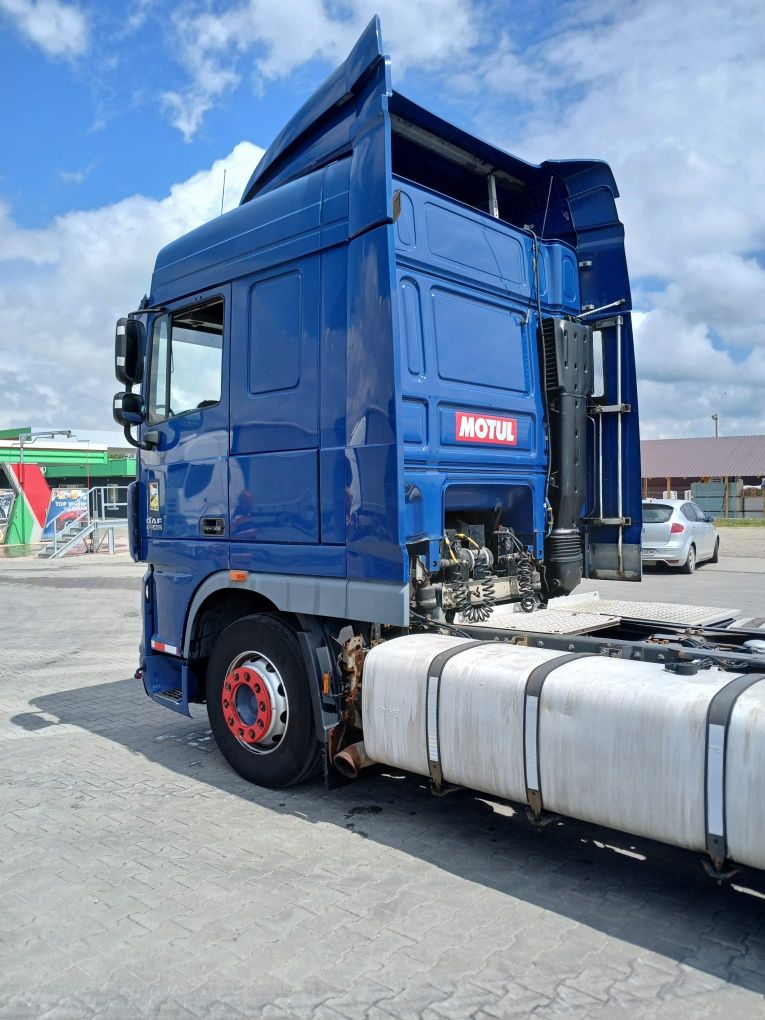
[642,504,673,523]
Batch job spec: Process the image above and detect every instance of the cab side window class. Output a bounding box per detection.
[148,298,223,424]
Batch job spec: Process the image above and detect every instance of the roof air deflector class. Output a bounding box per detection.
[390,114,525,192]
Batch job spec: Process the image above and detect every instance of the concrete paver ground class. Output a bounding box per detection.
[1,553,764,1018]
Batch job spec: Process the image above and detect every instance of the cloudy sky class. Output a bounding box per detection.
[1,0,763,439]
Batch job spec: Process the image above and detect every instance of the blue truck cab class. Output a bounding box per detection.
[113,17,641,788]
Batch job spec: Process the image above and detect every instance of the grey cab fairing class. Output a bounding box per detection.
[181,571,410,659]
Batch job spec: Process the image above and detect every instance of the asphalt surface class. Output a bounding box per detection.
[580,527,765,619]
[1,550,764,1018]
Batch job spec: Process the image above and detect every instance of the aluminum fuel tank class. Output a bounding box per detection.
[362,634,765,871]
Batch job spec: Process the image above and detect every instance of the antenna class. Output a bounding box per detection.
[220,168,227,216]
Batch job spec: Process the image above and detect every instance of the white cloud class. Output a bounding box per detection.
[162,0,481,140]
[123,0,154,34]
[0,142,264,429]
[0,0,89,58]
[460,0,765,438]
[157,0,765,439]
[633,306,765,438]
[3,0,764,441]
[474,0,765,275]
[57,160,98,185]
[649,255,765,352]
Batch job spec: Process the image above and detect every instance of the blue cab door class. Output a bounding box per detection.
[228,257,331,576]
[139,284,231,662]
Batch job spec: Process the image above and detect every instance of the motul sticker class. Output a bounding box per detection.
[455,411,518,445]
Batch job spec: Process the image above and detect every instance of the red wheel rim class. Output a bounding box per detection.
[222,666,274,745]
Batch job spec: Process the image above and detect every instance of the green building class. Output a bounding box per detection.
[0,428,136,547]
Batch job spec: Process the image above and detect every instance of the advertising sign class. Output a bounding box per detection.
[455,411,518,446]
[42,488,88,540]
[0,489,16,543]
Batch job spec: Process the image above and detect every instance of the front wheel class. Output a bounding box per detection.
[681,544,696,574]
[207,614,321,788]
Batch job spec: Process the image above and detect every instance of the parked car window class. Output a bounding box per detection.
[680,503,697,521]
[691,503,708,522]
[642,503,673,523]
[148,298,223,424]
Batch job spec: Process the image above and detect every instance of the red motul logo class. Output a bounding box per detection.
[455,411,518,445]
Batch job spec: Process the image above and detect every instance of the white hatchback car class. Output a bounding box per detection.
[641,499,720,573]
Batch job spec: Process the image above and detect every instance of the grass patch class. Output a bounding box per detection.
[713,518,765,527]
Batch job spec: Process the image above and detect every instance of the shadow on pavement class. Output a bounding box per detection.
[19,676,765,996]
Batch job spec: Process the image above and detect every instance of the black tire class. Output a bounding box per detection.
[710,538,720,564]
[681,544,696,574]
[207,614,321,788]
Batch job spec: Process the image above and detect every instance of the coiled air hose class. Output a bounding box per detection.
[500,527,541,614]
[454,533,496,623]
[449,573,472,616]
[443,532,471,617]
[468,555,496,622]
[516,554,538,613]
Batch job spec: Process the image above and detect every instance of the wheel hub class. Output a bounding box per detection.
[221,653,289,753]
[222,664,275,745]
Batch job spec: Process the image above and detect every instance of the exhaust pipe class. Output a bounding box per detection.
[333,741,375,779]
[538,317,593,596]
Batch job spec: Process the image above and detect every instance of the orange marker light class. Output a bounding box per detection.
[322,672,331,695]
[229,570,248,582]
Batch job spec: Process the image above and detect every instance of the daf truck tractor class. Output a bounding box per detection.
[114,17,765,877]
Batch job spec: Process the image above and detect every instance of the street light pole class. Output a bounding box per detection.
[16,430,74,545]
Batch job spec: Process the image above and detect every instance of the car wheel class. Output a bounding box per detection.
[681,544,696,574]
[710,538,720,564]
[207,614,322,788]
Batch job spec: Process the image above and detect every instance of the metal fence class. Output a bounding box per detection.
[41,485,130,558]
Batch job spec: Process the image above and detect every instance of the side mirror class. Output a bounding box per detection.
[115,317,145,386]
[706,514,716,523]
[113,391,157,451]
[113,391,146,427]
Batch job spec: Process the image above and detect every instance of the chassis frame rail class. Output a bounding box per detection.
[426,620,765,674]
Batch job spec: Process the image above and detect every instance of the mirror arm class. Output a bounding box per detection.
[122,424,158,451]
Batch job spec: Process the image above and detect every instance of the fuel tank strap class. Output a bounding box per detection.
[523,652,595,818]
[705,672,765,869]
[425,640,495,791]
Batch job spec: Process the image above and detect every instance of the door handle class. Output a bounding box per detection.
[200,517,226,537]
